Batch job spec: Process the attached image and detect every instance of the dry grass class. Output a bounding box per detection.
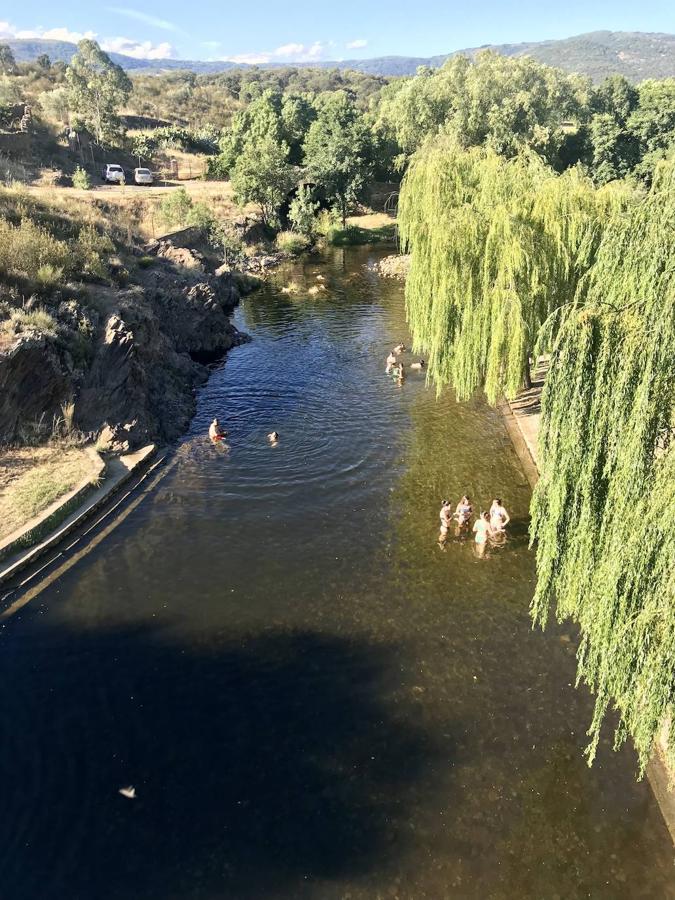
[0,446,99,541]
[346,212,395,230]
[25,179,245,240]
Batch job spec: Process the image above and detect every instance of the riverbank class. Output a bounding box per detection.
[505,368,675,844]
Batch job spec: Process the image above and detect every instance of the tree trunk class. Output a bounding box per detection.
[523,353,533,390]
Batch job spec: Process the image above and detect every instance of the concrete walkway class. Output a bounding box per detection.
[505,369,675,845]
[0,445,156,589]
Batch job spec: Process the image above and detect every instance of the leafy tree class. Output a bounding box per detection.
[530,158,675,775]
[66,40,131,145]
[280,94,316,164]
[230,134,294,227]
[36,54,51,71]
[592,74,638,122]
[628,79,675,182]
[216,89,284,175]
[303,91,374,226]
[590,113,639,184]
[0,44,16,76]
[397,138,617,402]
[288,186,320,236]
[375,58,470,161]
[588,75,640,184]
[375,53,591,168]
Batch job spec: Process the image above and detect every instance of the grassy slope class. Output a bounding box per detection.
[0,447,99,541]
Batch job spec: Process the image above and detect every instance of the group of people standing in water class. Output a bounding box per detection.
[439,496,511,555]
[385,344,425,384]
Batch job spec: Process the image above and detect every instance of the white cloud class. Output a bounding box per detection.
[346,39,368,50]
[0,20,175,59]
[106,7,180,33]
[0,22,96,43]
[101,37,176,59]
[224,41,328,65]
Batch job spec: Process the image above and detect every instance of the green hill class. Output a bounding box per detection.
[6,30,675,82]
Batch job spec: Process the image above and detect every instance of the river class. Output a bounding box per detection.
[0,245,672,899]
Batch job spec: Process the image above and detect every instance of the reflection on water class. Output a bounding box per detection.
[0,246,673,899]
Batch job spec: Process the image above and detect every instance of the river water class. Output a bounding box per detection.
[1,246,673,899]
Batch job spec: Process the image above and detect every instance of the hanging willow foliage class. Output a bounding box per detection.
[530,158,675,774]
[397,138,624,403]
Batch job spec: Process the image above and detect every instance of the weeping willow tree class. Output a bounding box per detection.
[398,138,624,403]
[530,158,675,774]
[401,135,674,776]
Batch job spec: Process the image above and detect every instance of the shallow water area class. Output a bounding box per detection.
[0,245,673,899]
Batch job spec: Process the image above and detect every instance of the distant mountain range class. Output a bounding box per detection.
[6,31,675,82]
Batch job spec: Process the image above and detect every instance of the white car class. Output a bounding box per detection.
[134,167,153,186]
[103,164,125,184]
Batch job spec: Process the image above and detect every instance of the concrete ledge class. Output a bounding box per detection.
[0,445,157,588]
[503,374,675,845]
[0,447,105,565]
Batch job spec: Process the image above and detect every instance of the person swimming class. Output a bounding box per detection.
[454,495,472,527]
[268,431,280,444]
[410,360,426,370]
[489,498,510,533]
[209,418,226,442]
[386,352,397,373]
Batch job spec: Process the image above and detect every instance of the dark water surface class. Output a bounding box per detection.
[1,247,673,899]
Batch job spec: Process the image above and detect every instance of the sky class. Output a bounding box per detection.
[1,0,674,62]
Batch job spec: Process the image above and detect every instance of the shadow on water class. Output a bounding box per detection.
[0,621,453,900]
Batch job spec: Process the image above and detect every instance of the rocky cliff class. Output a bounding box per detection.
[0,241,252,450]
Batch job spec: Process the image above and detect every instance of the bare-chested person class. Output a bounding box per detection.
[209,418,227,442]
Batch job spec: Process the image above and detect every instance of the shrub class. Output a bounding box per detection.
[289,186,320,236]
[35,264,64,288]
[275,231,310,255]
[159,187,193,228]
[209,221,244,265]
[75,226,113,279]
[187,200,215,231]
[0,218,70,281]
[7,307,58,336]
[72,166,91,190]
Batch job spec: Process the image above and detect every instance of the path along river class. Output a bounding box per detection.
[1,246,673,899]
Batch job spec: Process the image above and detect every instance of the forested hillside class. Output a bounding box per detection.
[5,30,675,82]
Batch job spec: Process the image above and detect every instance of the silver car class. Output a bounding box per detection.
[104,163,125,184]
[134,167,154,185]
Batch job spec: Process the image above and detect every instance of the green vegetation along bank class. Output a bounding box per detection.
[398,137,674,778]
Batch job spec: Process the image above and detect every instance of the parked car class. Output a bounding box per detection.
[133,167,154,186]
[103,164,125,184]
